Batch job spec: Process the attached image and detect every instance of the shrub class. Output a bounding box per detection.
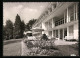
[41,34,48,40]
[26,41,33,48]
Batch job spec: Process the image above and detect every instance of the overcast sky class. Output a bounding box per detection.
[3,2,48,25]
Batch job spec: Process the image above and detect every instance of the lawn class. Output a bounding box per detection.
[3,40,21,56]
[56,43,79,56]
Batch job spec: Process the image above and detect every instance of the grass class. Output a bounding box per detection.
[3,39,22,56]
[56,44,79,56]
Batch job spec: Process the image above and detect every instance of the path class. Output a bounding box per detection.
[3,39,22,56]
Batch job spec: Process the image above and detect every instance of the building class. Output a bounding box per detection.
[32,2,79,40]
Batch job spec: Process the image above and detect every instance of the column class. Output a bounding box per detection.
[48,21,49,36]
[67,8,69,23]
[42,23,44,34]
[58,29,60,39]
[74,4,76,20]
[64,12,65,24]
[76,3,78,20]
[51,4,54,11]
[63,29,64,40]
[52,19,53,28]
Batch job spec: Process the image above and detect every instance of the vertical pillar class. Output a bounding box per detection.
[76,3,78,20]
[64,12,65,24]
[63,29,64,40]
[52,3,54,11]
[67,7,69,23]
[68,8,70,22]
[58,29,60,39]
[53,18,55,28]
[52,19,53,28]
[74,4,75,20]
[48,21,49,36]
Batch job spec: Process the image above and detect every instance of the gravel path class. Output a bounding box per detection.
[3,39,22,56]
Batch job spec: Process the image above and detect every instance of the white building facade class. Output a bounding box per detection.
[32,2,79,40]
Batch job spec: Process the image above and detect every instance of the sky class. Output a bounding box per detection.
[3,2,48,25]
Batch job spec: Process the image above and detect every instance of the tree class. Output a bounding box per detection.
[4,20,13,40]
[3,25,7,40]
[25,19,36,31]
[20,20,25,37]
[13,14,22,39]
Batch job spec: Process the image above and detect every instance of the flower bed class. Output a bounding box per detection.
[23,39,62,56]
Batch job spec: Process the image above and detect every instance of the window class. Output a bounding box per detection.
[55,18,64,26]
[55,21,58,26]
[58,20,60,25]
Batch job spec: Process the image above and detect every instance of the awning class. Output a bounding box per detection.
[31,27,44,32]
[26,31,32,33]
[24,31,32,35]
[32,32,41,35]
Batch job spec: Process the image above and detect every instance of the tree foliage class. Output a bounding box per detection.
[13,14,21,38]
[13,14,25,39]
[20,20,25,37]
[25,19,36,31]
[3,14,37,40]
[3,20,13,40]
[3,25,7,40]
